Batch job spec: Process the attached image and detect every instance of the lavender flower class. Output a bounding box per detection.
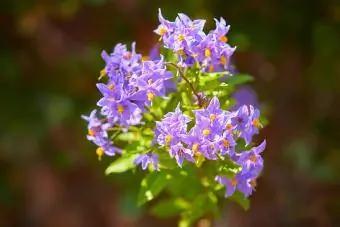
[134,152,159,170]
[170,142,195,167]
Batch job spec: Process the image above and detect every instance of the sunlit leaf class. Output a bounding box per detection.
[105,155,137,175]
[137,171,170,206]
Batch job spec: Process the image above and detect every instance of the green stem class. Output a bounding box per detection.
[165,62,204,107]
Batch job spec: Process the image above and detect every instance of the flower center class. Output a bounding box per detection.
[219,36,228,43]
[250,154,257,163]
[108,84,115,90]
[117,104,124,114]
[203,129,211,136]
[208,65,214,72]
[226,123,233,130]
[177,34,185,41]
[231,177,238,186]
[222,139,230,148]
[96,147,104,161]
[252,119,260,127]
[177,49,185,56]
[209,114,216,121]
[204,48,211,57]
[100,68,106,78]
[124,52,132,60]
[159,26,167,36]
[250,179,257,187]
[192,143,199,153]
[88,129,96,137]
[147,91,155,101]
[220,56,227,66]
[165,135,173,145]
[147,79,153,85]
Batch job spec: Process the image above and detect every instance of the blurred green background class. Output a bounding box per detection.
[1,0,340,226]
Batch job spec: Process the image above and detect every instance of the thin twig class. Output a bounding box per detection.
[165,62,203,107]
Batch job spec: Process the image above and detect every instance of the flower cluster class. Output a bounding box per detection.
[138,96,265,197]
[82,110,121,160]
[154,9,236,72]
[83,9,267,201]
[83,43,173,158]
[99,43,172,127]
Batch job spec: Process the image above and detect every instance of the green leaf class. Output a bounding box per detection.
[230,191,250,210]
[137,171,170,206]
[105,155,137,175]
[150,198,190,218]
[225,73,253,86]
[199,72,227,90]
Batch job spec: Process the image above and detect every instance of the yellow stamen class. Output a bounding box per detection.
[117,104,124,114]
[208,65,214,72]
[96,147,104,161]
[203,129,211,136]
[192,143,199,153]
[124,52,132,60]
[165,135,173,145]
[88,129,96,137]
[99,68,106,79]
[142,55,148,61]
[204,48,211,57]
[178,49,185,56]
[209,114,216,121]
[231,177,238,186]
[147,91,155,101]
[159,26,167,36]
[226,123,233,130]
[250,179,257,187]
[219,36,228,43]
[250,154,257,163]
[222,139,230,148]
[252,119,260,127]
[108,84,115,90]
[177,34,185,41]
[220,56,227,66]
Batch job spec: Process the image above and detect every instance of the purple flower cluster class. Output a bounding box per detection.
[99,43,172,127]
[83,43,172,158]
[154,9,236,72]
[82,110,121,160]
[136,96,265,197]
[215,140,266,197]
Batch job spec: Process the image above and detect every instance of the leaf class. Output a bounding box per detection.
[225,73,253,86]
[105,155,137,175]
[137,171,170,206]
[198,72,227,90]
[230,191,250,210]
[150,198,190,218]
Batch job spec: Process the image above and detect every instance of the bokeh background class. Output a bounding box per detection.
[1,0,340,226]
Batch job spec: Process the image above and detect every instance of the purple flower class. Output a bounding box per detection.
[236,140,266,175]
[154,10,236,73]
[82,110,121,160]
[155,104,190,146]
[215,172,256,197]
[218,132,236,156]
[169,143,195,167]
[231,105,262,145]
[134,152,159,170]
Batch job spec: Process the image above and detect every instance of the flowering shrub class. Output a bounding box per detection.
[82,9,266,226]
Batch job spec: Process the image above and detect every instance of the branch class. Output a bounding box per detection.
[165,62,204,107]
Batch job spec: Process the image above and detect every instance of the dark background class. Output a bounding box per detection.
[1,0,340,226]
